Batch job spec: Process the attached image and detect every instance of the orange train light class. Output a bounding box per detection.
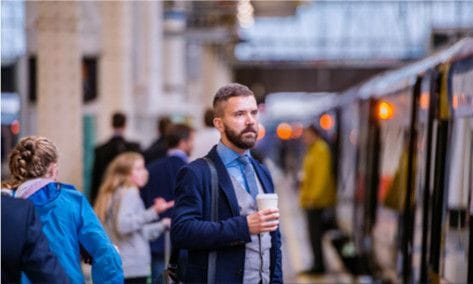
[319,114,334,130]
[257,123,266,141]
[420,92,429,109]
[376,101,394,120]
[276,123,292,140]
[452,95,459,109]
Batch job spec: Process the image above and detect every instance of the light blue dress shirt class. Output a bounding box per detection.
[216,141,254,194]
[167,148,189,163]
[216,142,271,284]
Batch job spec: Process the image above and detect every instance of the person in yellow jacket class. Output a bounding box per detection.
[299,124,336,274]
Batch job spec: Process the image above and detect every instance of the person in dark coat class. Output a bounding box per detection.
[90,112,141,205]
[171,83,282,283]
[141,123,195,283]
[1,195,69,283]
[144,116,173,165]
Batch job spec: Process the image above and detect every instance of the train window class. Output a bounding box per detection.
[446,118,471,214]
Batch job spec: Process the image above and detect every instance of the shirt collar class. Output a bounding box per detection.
[167,148,188,162]
[216,141,250,166]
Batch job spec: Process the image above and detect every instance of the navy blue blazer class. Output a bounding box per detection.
[171,146,283,283]
[143,137,168,165]
[1,196,69,283]
[141,155,187,255]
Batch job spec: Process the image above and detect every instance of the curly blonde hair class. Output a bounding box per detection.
[94,152,143,223]
[5,136,58,188]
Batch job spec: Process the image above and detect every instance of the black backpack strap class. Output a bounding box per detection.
[203,157,219,223]
[167,157,219,283]
[203,157,218,284]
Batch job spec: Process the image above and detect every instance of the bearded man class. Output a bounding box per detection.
[171,83,282,283]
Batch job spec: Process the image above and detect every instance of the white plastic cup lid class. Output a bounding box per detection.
[256,193,278,199]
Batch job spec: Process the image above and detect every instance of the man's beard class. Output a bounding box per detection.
[224,124,258,149]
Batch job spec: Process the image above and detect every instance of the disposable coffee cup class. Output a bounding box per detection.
[256,193,278,211]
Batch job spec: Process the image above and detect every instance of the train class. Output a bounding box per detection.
[261,37,473,283]
[316,37,472,283]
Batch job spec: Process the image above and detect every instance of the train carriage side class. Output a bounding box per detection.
[333,38,473,283]
[347,80,418,283]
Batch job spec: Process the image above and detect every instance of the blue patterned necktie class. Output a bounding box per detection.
[238,155,258,199]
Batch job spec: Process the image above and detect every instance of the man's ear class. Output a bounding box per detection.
[213,117,224,133]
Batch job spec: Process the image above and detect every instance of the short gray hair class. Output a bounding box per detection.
[213,83,254,116]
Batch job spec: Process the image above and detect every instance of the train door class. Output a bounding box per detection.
[337,99,359,236]
[438,57,473,284]
[352,99,374,270]
[413,72,436,284]
[427,66,451,284]
[349,96,386,277]
[370,90,414,282]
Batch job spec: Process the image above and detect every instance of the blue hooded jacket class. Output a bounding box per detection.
[18,182,123,284]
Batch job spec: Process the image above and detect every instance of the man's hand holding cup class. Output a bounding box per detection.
[247,193,279,235]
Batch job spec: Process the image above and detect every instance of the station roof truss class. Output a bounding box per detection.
[236,1,473,62]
